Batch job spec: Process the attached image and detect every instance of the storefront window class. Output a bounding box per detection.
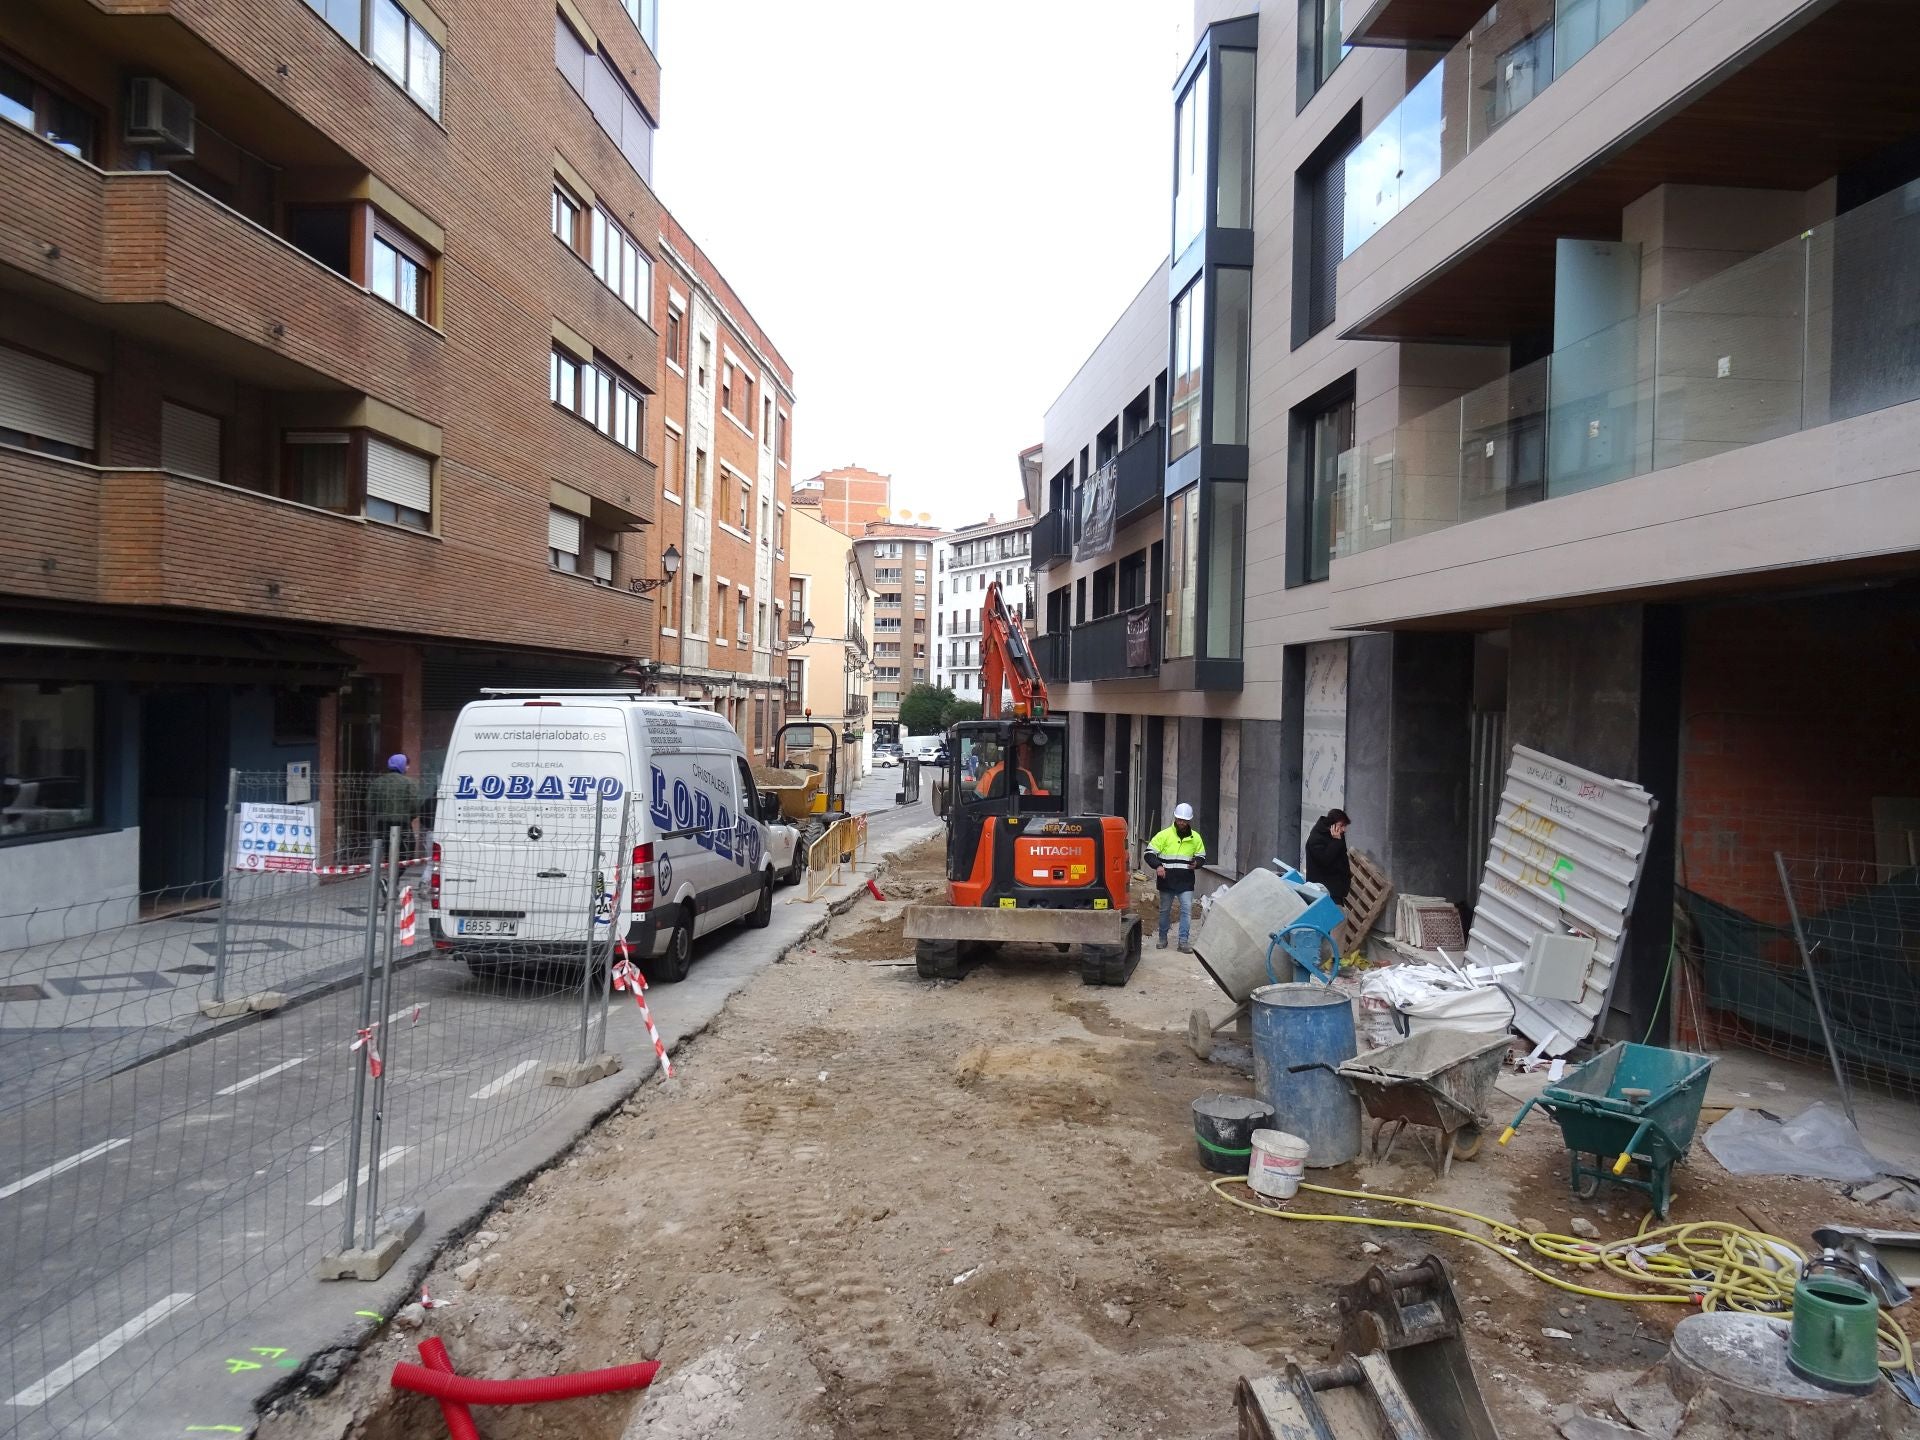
[1165,485,1201,659]
[1205,482,1247,659]
[1168,276,1206,462]
[1,682,96,838]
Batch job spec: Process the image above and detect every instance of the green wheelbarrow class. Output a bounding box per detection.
[1499,1041,1716,1217]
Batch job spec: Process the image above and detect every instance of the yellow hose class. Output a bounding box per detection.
[1211,1175,1916,1375]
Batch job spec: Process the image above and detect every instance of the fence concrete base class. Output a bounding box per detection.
[316,1206,424,1282]
[544,1053,622,1089]
[198,990,288,1019]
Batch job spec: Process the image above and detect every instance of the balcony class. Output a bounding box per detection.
[1031,507,1072,571]
[1068,607,1159,682]
[1344,0,1494,48]
[1113,424,1165,532]
[1032,631,1070,685]
[1,126,444,413]
[1328,182,1920,625]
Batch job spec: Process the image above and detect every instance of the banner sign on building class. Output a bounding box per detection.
[1125,605,1154,668]
[234,803,317,872]
[1075,458,1118,561]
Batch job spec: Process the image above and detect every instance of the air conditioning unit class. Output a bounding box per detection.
[125,78,196,156]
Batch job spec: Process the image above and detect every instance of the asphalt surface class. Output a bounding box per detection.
[0,772,939,1439]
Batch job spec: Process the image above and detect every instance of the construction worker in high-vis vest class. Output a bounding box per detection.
[1145,802,1207,953]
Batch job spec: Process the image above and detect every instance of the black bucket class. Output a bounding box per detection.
[1192,1093,1275,1174]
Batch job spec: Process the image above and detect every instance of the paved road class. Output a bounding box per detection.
[0,774,938,1438]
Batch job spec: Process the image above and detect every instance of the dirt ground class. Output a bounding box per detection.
[261,838,1914,1440]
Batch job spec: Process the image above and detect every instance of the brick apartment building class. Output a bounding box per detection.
[1033,0,1920,1052]
[644,209,794,758]
[0,0,791,917]
[852,519,944,741]
[797,463,891,539]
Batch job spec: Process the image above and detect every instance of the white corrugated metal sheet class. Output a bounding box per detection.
[1466,744,1657,1055]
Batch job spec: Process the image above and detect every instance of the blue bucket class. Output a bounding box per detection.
[1250,983,1361,1167]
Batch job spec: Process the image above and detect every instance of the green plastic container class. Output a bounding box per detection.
[1787,1267,1882,1395]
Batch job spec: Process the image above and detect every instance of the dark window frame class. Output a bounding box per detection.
[0,49,100,161]
[1291,106,1362,349]
[1285,370,1357,588]
[370,212,435,322]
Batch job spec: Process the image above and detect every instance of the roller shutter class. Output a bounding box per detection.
[0,344,95,451]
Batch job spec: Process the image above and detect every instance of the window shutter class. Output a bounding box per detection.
[366,436,433,513]
[548,507,583,555]
[1310,152,1347,336]
[0,345,96,451]
[592,546,614,582]
[161,402,221,481]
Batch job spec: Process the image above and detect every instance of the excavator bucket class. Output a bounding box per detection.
[1236,1255,1499,1440]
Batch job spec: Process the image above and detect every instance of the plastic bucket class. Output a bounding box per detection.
[1192,1093,1276,1175]
[1247,1129,1311,1199]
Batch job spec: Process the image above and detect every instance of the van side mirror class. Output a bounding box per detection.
[757,791,782,824]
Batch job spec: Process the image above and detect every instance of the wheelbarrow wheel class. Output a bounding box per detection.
[1573,1161,1603,1199]
[1450,1124,1484,1162]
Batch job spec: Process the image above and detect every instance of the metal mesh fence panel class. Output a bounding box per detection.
[1678,811,1920,1110]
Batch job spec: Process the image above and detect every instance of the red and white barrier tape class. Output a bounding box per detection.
[312,859,427,877]
[611,958,673,1079]
[350,1022,383,1080]
[398,886,416,947]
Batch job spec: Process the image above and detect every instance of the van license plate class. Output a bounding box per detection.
[457,918,518,937]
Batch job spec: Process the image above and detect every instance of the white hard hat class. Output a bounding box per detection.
[1173,803,1194,821]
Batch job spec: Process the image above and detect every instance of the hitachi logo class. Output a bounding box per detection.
[1026,844,1080,857]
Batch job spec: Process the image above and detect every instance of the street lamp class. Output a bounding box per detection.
[781,616,816,652]
[627,542,681,595]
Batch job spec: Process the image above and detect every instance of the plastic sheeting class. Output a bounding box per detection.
[1702,1103,1886,1182]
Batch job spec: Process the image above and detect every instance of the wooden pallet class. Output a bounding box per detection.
[1334,850,1390,957]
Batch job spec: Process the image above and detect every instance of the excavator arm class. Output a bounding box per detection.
[978,579,1046,719]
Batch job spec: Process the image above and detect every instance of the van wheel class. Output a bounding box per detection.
[656,907,694,983]
[747,873,774,929]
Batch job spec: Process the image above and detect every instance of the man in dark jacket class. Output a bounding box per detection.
[1304,809,1353,906]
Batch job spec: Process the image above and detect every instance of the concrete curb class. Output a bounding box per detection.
[259,826,936,1419]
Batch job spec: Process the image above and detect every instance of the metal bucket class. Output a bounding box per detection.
[1251,983,1361,1167]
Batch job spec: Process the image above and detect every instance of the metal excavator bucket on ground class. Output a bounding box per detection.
[1236,1254,1500,1440]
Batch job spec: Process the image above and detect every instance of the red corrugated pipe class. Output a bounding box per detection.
[391,1358,660,1407]
[416,1339,479,1440]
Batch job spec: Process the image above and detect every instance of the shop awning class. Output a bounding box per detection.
[0,614,357,685]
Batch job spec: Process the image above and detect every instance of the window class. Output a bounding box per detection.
[1166,485,1199,659]
[0,342,96,460]
[665,306,684,369]
[1218,49,1256,229]
[737,593,750,643]
[593,545,615,584]
[549,505,583,571]
[365,435,432,529]
[1206,483,1247,659]
[1173,59,1209,258]
[589,206,650,319]
[776,409,789,462]
[554,13,656,184]
[737,480,750,532]
[371,218,433,320]
[550,347,644,454]
[618,0,658,52]
[1296,0,1347,107]
[721,362,734,415]
[1294,116,1358,346]
[1168,276,1205,461]
[694,448,709,508]
[760,498,772,544]
[788,577,806,621]
[161,401,220,481]
[304,0,361,44]
[368,0,442,117]
[1212,267,1252,444]
[786,659,803,708]
[697,336,712,390]
[762,396,773,446]
[1,56,95,160]
[285,431,352,511]
[552,182,582,246]
[663,426,682,496]
[690,572,708,633]
[1289,379,1355,586]
[756,601,768,649]
[1,682,96,839]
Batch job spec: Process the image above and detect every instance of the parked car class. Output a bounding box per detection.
[874,741,903,769]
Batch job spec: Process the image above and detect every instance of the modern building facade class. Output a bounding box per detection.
[0,0,791,917]
[785,498,870,765]
[1035,0,1920,1047]
[852,520,944,740]
[933,510,1033,701]
[645,209,794,759]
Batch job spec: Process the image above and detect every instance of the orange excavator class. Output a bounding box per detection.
[903,580,1142,983]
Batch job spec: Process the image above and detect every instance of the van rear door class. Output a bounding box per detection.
[439,703,630,947]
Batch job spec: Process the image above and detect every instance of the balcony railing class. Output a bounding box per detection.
[1331,181,1920,561]
[1068,607,1159,682]
[1114,424,1165,531]
[1342,0,1647,259]
[1032,631,1070,685]
[1031,507,1072,570]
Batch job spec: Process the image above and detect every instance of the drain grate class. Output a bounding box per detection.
[0,984,47,1002]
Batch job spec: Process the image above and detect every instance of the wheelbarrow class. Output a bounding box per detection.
[1499,1041,1715,1217]
[1294,1030,1512,1177]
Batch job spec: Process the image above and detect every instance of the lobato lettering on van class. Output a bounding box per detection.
[714,804,734,861]
[694,791,714,851]
[453,774,623,802]
[672,779,694,830]
[650,767,671,828]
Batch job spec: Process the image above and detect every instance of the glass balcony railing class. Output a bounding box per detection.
[1331,179,1920,559]
[1343,0,1647,258]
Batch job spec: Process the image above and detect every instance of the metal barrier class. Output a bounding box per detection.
[801,815,871,902]
[897,758,922,805]
[0,777,642,1436]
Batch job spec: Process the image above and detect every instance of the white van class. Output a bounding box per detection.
[429,693,778,981]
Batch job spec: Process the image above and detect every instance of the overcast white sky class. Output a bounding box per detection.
[654,1,1190,528]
